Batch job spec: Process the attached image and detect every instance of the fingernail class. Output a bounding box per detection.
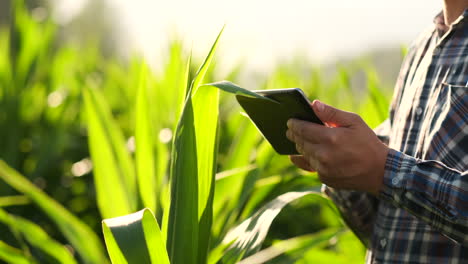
[314,100,324,112]
[287,119,292,128]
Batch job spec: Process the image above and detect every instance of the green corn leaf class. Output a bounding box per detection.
[83,87,136,218]
[192,81,220,264]
[220,188,324,263]
[102,209,169,264]
[0,195,29,207]
[161,53,193,245]
[0,208,77,264]
[167,27,224,264]
[207,239,235,264]
[161,53,192,225]
[0,241,33,264]
[237,228,342,264]
[0,160,107,264]
[190,26,224,96]
[201,80,278,103]
[167,92,199,264]
[135,63,157,213]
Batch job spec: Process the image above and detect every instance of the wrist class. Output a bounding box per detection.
[370,144,390,195]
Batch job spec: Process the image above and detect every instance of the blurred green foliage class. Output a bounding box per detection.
[0,1,399,263]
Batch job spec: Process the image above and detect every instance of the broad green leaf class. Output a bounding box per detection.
[167,95,199,264]
[161,53,193,244]
[0,209,76,264]
[190,27,225,264]
[162,54,192,245]
[190,25,224,96]
[102,209,169,264]
[191,56,220,222]
[142,210,170,264]
[237,228,342,264]
[167,27,224,264]
[220,188,323,263]
[0,160,107,264]
[102,224,127,264]
[84,87,136,218]
[0,241,32,264]
[135,63,157,212]
[192,84,219,264]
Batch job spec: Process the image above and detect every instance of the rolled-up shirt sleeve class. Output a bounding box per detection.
[380,149,468,244]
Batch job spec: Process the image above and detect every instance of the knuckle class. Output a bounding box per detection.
[351,113,362,122]
[327,131,338,145]
[327,109,337,122]
[303,141,313,154]
[299,124,307,137]
[316,150,329,164]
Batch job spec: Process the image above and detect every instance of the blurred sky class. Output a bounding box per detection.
[54,0,441,71]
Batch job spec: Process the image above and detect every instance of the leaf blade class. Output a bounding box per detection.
[0,160,107,264]
[167,96,199,264]
[201,80,278,103]
[0,209,77,264]
[83,87,136,218]
[102,209,169,264]
[0,241,32,264]
[135,63,157,213]
[220,188,325,263]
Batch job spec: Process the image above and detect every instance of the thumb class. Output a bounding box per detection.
[312,100,357,127]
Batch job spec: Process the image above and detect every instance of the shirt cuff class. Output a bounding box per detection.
[379,149,416,203]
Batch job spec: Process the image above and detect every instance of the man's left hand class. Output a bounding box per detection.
[286,100,389,195]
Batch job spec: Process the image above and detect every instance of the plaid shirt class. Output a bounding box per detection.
[324,9,468,263]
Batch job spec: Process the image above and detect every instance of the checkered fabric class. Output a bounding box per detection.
[324,9,468,263]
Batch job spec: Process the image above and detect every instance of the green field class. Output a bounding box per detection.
[0,2,398,263]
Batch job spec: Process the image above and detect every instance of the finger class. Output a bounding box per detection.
[307,155,319,172]
[287,119,333,144]
[286,129,294,142]
[294,133,316,156]
[295,142,304,155]
[298,138,317,156]
[311,100,359,127]
[289,155,316,172]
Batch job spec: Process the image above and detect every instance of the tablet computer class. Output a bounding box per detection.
[236,88,323,155]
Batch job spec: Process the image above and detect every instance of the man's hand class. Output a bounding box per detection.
[286,100,389,195]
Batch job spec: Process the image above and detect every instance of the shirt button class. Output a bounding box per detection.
[415,107,423,120]
[392,177,399,186]
[380,238,387,249]
[416,107,423,115]
[434,46,441,55]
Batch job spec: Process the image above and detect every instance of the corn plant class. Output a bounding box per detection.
[94,27,348,263]
[0,1,395,263]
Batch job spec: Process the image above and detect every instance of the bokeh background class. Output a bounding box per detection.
[0,0,442,263]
